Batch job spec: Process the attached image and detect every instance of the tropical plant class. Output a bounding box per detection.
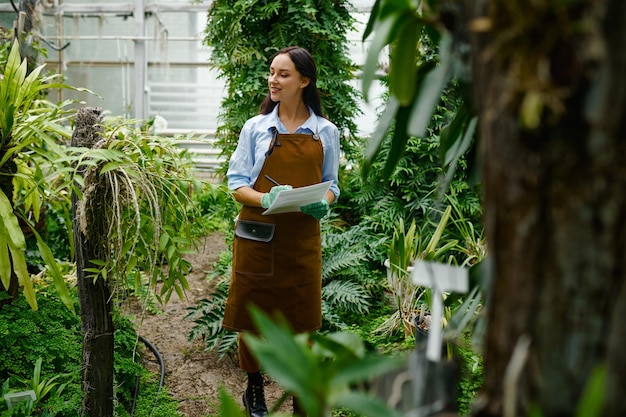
[361,1,475,184]
[241,306,406,417]
[8,357,69,403]
[59,114,207,303]
[0,39,85,310]
[377,205,458,337]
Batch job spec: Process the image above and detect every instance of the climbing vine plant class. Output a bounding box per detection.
[202,0,363,171]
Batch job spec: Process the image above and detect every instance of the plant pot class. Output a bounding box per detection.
[411,315,459,416]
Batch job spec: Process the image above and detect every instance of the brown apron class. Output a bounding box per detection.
[223,129,324,333]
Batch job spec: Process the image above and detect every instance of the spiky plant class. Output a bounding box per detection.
[0,39,87,310]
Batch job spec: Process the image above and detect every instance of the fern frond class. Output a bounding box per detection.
[322,279,371,315]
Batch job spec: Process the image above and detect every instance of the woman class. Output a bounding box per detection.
[223,46,340,417]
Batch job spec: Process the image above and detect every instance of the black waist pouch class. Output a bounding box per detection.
[235,220,275,242]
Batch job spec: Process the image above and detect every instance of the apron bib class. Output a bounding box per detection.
[223,129,324,333]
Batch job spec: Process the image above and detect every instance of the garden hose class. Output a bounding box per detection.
[130,335,166,417]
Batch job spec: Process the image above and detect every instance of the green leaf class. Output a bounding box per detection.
[0,190,26,250]
[362,0,382,41]
[244,307,316,400]
[8,243,37,310]
[332,354,407,387]
[99,161,122,175]
[336,390,402,417]
[31,227,75,313]
[218,386,247,417]
[407,35,454,137]
[362,15,397,102]
[0,225,11,289]
[440,103,471,165]
[363,96,400,178]
[576,364,606,417]
[423,205,452,256]
[382,103,412,179]
[390,14,420,106]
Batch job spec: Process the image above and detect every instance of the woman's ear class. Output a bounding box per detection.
[300,77,310,89]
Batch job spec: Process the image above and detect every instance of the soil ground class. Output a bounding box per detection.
[121,232,292,417]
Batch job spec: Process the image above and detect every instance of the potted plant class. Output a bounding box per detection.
[378,205,458,337]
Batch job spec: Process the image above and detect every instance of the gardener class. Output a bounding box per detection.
[223,46,340,417]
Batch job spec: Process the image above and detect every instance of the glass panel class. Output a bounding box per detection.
[47,65,135,120]
[145,11,209,64]
[147,65,223,132]
[41,13,135,62]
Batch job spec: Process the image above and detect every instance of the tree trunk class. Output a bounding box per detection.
[71,107,115,417]
[468,0,626,416]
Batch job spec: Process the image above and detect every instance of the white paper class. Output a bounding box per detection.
[262,181,332,215]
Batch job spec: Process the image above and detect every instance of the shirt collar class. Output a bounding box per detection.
[265,104,317,134]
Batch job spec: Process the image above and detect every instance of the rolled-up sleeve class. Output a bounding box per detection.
[227,123,255,191]
[321,123,341,201]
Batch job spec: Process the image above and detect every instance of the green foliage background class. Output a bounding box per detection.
[0,284,182,417]
[202,0,362,169]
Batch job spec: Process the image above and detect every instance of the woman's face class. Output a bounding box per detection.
[268,53,310,103]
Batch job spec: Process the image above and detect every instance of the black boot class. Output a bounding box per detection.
[243,373,268,417]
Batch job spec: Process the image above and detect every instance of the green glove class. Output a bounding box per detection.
[261,185,292,208]
[300,199,329,220]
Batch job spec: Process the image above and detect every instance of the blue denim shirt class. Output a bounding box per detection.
[226,105,341,200]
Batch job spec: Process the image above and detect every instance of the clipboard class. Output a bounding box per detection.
[262,181,332,215]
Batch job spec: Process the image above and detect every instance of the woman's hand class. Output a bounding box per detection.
[300,199,329,220]
[260,185,293,208]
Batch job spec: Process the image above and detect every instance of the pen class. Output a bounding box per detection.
[264,175,281,186]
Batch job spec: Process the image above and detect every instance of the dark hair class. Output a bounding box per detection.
[259,46,324,117]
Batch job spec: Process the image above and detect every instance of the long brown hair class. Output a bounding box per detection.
[259,46,324,117]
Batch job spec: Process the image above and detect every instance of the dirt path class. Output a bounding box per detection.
[121,233,291,417]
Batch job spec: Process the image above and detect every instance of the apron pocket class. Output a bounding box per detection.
[234,220,275,276]
[235,220,275,242]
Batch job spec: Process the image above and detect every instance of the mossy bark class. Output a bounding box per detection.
[469,0,626,416]
[71,107,115,417]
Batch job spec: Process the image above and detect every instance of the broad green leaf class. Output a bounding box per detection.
[424,204,452,255]
[218,387,247,417]
[159,231,170,251]
[442,116,477,193]
[382,103,412,178]
[336,390,402,417]
[244,308,315,395]
[331,354,407,387]
[15,64,45,111]
[98,161,122,175]
[31,227,75,313]
[0,190,26,249]
[125,255,138,276]
[390,14,420,106]
[363,97,400,178]
[407,35,454,137]
[362,0,382,41]
[9,244,37,310]
[0,227,11,289]
[362,15,397,101]
[439,102,471,165]
[379,0,413,18]
[576,365,606,417]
